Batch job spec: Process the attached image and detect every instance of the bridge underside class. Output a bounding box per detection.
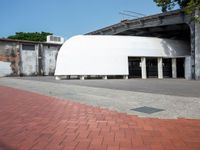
[115,24,190,41]
[87,9,200,80]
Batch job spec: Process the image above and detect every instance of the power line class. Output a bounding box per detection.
[123,10,146,17]
[119,12,138,18]
[119,10,146,20]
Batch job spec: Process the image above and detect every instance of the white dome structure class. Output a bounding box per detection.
[55,35,190,79]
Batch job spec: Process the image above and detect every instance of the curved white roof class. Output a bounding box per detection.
[55,35,190,76]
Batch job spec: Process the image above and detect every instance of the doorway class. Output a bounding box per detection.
[163,58,172,78]
[177,58,185,78]
[128,57,141,78]
[146,58,158,78]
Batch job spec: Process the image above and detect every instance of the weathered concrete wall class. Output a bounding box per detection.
[20,44,38,76]
[195,9,200,80]
[0,61,12,77]
[43,45,59,75]
[185,56,192,80]
[0,42,20,76]
[0,40,61,76]
[190,21,196,79]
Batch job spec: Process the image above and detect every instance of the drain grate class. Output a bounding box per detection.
[130,106,164,114]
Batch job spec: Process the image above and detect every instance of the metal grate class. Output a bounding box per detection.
[130,106,164,114]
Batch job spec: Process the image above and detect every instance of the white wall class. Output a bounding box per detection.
[0,61,12,77]
[43,46,58,75]
[20,45,37,75]
[55,35,190,76]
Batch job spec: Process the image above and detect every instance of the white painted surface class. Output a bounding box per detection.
[185,56,192,80]
[43,48,58,75]
[141,57,147,79]
[158,58,163,79]
[46,35,64,44]
[123,75,128,79]
[172,58,177,78]
[0,61,12,77]
[20,50,37,75]
[55,35,190,76]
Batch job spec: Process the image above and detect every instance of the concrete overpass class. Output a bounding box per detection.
[87,9,200,80]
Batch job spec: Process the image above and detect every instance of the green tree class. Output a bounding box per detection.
[8,32,52,42]
[154,0,200,22]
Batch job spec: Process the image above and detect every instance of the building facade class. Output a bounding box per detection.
[87,9,200,80]
[0,38,62,77]
[55,35,190,80]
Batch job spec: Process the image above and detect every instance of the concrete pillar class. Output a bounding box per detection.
[185,56,192,80]
[55,76,61,80]
[103,76,107,80]
[190,21,196,79]
[158,58,163,79]
[141,57,147,79]
[195,9,200,79]
[123,75,128,80]
[35,44,39,75]
[172,58,177,78]
[38,44,43,75]
[80,76,85,80]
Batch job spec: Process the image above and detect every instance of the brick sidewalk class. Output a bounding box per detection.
[0,86,200,150]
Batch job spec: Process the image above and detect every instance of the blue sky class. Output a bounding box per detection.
[0,0,161,39]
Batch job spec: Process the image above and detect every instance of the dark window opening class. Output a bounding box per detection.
[128,57,141,78]
[163,58,172,78]
[177,58,185,78]
[146,58,158,78]
[22,44,35,51]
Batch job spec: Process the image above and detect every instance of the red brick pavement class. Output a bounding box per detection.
[0,86,200,150]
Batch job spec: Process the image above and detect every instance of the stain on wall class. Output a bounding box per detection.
[0,41,20,76]
[20,44,37,76]
[43,45,59,75]
[0,39,61,77]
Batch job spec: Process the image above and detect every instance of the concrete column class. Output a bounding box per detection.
[141,57,147,79]
[35,44,39,75]
[55,76,61,80]
[38,44,43,75]
[172,58,177,78]
[158,58,163,79]
[80,76,85,80]
[185,56,192,80]
[103,76,107,80]
[123,75,128,80]
[190,21,196,79]
[195,9,200,79]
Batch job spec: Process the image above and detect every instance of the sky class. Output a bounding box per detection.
[0,0,162,39]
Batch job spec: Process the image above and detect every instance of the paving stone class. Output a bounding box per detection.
[1,77,200,119]
[0,86,200,150]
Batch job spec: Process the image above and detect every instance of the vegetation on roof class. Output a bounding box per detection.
[7,32,52,42]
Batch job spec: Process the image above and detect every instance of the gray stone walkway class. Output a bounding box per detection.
[15,76,200,97]
[0,77,200,119]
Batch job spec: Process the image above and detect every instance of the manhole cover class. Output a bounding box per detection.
[130,106,164,114]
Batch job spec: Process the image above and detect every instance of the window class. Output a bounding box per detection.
[44,45,58,50]
[22,44,35,50]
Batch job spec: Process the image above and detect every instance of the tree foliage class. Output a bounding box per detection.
[153,0,189,12]
[8,32,53,42]
[154,0,200,22]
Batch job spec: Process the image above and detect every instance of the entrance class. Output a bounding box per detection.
[163,58,172,78]
[177,58,185,78]
[146,58,158,78]
[128,57,141,78]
